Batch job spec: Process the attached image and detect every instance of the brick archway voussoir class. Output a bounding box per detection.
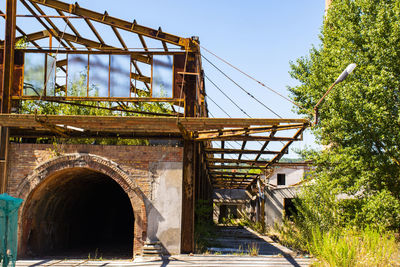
[16,153,146,257]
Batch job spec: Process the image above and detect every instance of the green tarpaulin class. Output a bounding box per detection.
[0,194,23,267]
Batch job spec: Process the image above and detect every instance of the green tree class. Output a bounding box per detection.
[289,0,400,230]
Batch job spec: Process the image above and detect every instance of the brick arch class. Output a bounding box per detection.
[17,153,147,257]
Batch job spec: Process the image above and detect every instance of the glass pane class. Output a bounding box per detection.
[89,54,109,97]
[152,55,173,98]
[67,54,88,97]
[46,54,56,96]
[55,56,67,97]
[23,53,45,96]
[110,55,130,97]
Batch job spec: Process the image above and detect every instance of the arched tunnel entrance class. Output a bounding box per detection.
[21,167,134,259]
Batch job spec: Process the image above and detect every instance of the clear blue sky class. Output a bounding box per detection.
[1,0,325,156]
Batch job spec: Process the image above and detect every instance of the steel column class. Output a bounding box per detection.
[181,51,198,253]
[0,0,16,193]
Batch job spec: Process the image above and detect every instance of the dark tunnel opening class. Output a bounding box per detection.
[22,168,134,259]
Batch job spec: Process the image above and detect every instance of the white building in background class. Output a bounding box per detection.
[264,162,311,226]
[211,162,313,227]
[268,164,310,187]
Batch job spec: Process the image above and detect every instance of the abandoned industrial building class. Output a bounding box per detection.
[0,0,310,261]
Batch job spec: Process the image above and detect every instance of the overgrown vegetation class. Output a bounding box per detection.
[281,0,400,265]
[273,221,399,266]
[236,212,265,235]
[194,199,215,253]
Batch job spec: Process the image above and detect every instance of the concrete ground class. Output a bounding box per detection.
[16,226,312,266]
[206,226,296,255]
[16,255,312,267]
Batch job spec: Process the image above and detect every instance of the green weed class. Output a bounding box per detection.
[246,242,259,256]
[275,222,399,266]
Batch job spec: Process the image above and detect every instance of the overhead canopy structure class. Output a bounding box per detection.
[0,114,309,189]
[0,0,310,192]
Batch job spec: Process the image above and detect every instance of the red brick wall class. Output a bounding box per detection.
[7,143,183,197]
[6,143,183,257]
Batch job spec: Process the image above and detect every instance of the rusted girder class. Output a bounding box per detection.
[131,73,151,83]
[28,0,192,49]
[198,136,300,141]
[12,96,182,103]
[0,0,16,193]
[209,171,259,176]
[20,0,71,49]
[204,148,284,154]
[207,158,270,165]
[208,165,262,170]
[0,9,41,49]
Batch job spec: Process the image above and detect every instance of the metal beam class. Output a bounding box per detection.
[1,0,16,114]
[131,73,151,83]
[28,0,188,48]
[20,48,183,56]
[212,173,256,178]
[208,165,261,170]
[255,130,277,162]
[43,30,152,64]
[264,128,306,169]
[12,96,183,103]
[56,9,91,50]
[20,0,70,49]
[204,148,284,154]
[111,26,127,49]
[137,33,148,52]
[209,171,259,176]
[29,1,76,48]
[207,158,270,165]
[84,16,105,45]
[0,9,41,48]
[196,124,303,135]
[0,0,16,193]
[197,136,300,141]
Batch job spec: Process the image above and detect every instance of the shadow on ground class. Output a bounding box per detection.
[205,225,302,267]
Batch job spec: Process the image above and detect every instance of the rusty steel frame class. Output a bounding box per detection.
[0,0,312,253]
